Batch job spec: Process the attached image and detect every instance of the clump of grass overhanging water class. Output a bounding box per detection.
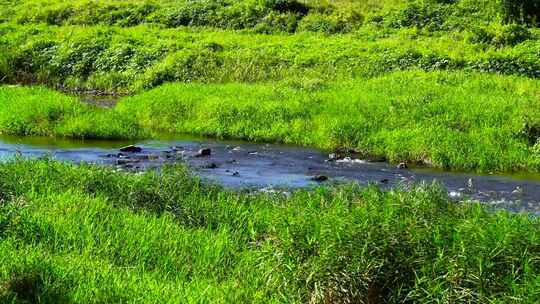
[0,86,144,139]
[1,70,538,172]
[0,159,538,303]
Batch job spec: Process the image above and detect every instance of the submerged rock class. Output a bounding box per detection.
[327,153,338,161]
[396,162,408,169]
[311,175,328,182]
[196,148,212,157]
[116,159,131,165]
[105,153,123,158]
[203,162,219,169]
[120,145,142,153]
[336,157,366,164]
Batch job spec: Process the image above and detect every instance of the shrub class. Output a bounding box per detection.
[389,2,452,30]
[533,140,540,155]
[263,0,310,15]
[298,10,364,34]
[468,24,531,47]
[72,2,158,26]
[471,55,540,78]
[9,40,58,83]
[492,24,532,46]
[157,0,224,28]
[468,26,496,44]
[501,0,540,26]
[519,120,540,145]
[254,11,299,33]
[140,49,224,89]
[0,267,70,303]
[153,0,310,31]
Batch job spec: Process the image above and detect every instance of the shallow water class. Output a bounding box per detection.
[1,135,539,214]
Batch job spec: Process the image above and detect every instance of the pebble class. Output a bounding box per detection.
[204,162,219,169]
[396,162,408,169]
[196,148,212,157]
[119,145,142,153]
[336,157,366,164]
[311,175,328,182]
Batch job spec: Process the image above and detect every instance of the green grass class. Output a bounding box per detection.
[3,0,535,32]
[0,0,538,93]
[0,86,144,139]
[0,159,539,303]
[1,70,539,172]
[117,70,540,172]
[0,0,440,31]
[1,2,539,301]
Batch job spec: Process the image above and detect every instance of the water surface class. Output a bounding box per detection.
[1,135,539,214]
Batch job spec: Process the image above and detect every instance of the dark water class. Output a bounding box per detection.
[1,135,539,214]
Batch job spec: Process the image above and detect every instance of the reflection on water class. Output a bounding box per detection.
[0,134,134,149]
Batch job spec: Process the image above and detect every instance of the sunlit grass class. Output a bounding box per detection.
[1,70,539,172]
[0,159,538,303]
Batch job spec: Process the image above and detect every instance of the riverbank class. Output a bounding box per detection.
[1,70,539,173]
[0,5,538,94]
[0,159,539,303]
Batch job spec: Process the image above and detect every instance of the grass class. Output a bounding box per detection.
[0,86,144,139]
[0,159,539,303]
[0,1,538,93]
[1,1,539,302]
[1,70,539,172]
[117,70,540,172]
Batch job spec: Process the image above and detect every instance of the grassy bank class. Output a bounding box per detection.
[0,86,144,139]
[0,1,538,93]
[0,159,539,303]
[1,70,539,172]
[2,0,537,31]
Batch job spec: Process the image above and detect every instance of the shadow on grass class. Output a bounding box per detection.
[0,268,71,304]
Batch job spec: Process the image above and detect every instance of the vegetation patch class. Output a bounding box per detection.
[0,0,538,93]
[1,70,539,172]
[0,1,539,301]
[0,86,144,139]
[0,159,538,303]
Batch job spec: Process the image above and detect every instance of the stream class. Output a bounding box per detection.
[1,135,539,214]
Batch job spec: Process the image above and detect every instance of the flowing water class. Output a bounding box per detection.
[1,135,539,214]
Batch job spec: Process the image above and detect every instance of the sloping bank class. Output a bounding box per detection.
[0,159,539,302]
[0,70,539,172]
